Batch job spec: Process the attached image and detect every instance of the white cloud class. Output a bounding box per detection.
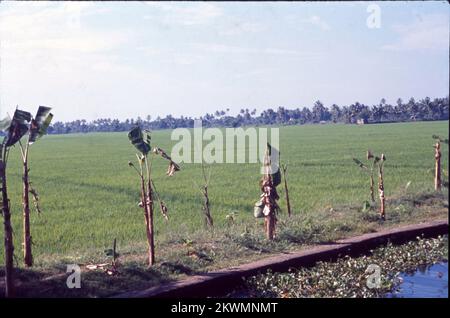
[143,2,222,26]
[191,43,321,59]
[287,14,331,31]
[137,43,308,65]
[136,46,203,66]
[0,2,139,120]
[233,67,278,80]
[0,2,127,56]
[172,53,203,66]
[306,15,331,31]
[382,13,449,51]
[218,21,267,36]
[0,2,132,78]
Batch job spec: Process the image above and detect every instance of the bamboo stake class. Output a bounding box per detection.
[378,154,386,221]
[112,238,117,267]
[434,142,441,191]
[144,156,155,267]
[146,182,155,266]
[23,158,32,267]
[1,145,14,297]
[19,139,33,267]
[370,174,375,203]
[367,150,376,203]
[135,157,154,267]
[282,164,292,217]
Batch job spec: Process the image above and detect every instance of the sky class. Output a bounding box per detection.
[0,1,448,122]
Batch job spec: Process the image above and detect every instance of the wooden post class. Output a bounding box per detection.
[434,142,441,191]
[138,158,155,267]
[370,174,375,203]
[367,151,375,203]
[1,145,14,297]
[282,164,292,217]
[23,158,32,267]
[139,155,155,267]
[146,181,155,266]
[112,238,117,267]
[266,209,276,240]
[262,176,277,240]
[261,144,279,240]
[378,155,386,221]
[21,141,33,267]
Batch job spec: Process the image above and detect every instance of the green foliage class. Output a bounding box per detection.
[432,134,449,145]
[29,106,53,144]
[362,200,371,212]
[48,96,450,134]
[128,127,151,155]
[1,109,32,147]
[353,158,367,170]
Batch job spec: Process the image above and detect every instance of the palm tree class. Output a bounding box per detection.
[371,105,384,122]
[312,100,329,122]
[330,104,341,123]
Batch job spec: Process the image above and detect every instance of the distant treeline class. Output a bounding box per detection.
[47,96,449,134]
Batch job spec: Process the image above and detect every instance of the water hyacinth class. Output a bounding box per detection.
[237,236,448,298]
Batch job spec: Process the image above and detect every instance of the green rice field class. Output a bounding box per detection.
[0,120,448,296]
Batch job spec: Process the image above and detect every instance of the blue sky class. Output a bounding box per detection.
[0,1,448,121]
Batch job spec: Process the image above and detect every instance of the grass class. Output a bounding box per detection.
[0,120,448,297]
[235,235,448,298]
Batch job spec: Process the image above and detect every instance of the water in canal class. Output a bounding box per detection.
[387,262,448,298]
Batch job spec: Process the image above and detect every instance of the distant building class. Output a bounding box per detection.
[356,118,367,125]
